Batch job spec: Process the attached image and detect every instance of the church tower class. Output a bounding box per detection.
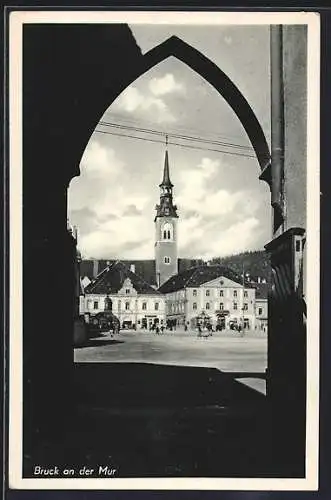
[154,137,178,287]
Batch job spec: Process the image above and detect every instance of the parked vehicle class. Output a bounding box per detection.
[88,312,120,334]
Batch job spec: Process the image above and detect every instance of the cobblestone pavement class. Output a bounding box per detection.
[75,328,267,393]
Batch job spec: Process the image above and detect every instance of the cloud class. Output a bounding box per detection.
[113,86,175,123]
[80,140,121,179]
[172,156,264,258]
[149,73,184,96]
[176,157,242,218]
[179,216,261,260]
[122,204,143,217]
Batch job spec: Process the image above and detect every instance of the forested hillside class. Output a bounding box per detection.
[210,250,271,282]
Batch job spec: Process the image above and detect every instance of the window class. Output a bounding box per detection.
[193,302,197,310]
[125,289,130,294]
[220,290,224,297]
[142,302,147,310]
[162,222,173,240]
[118,300,121,310]
[155,302,159,311]
[164,256,171,264]
[258,307,263,315]
[233,302,238,310]
[243,303,248,311]
[206,302,210,310]
[93,301,98,310]
[125,301,130,310]
[244,290,248,297]
[193,289,197,297]
[233,290,237,297]
[206,290,210,296]
[219,303,224,311]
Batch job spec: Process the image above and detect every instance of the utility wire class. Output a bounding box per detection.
[108,111,249,144]
[99,120,254,152]
[95,129,256,159]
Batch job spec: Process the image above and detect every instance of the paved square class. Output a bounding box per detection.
[75,328,267,393]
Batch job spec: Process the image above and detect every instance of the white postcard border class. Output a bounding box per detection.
[8,10,320,491]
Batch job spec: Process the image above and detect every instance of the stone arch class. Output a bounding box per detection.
[91,35,271,187]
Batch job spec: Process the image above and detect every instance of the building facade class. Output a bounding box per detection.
[159,265,257,330]
[154,143,179,288]
[84,261,165,329]
[256,298,268,331]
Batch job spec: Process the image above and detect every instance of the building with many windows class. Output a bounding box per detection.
[158,264,257,330]
[84,261,165,329]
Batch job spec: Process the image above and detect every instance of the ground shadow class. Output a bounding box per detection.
[23,362,303,479]
[75,338,125,348]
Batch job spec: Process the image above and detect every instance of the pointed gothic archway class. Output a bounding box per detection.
[72,34,276,228]
[128,36,271,177]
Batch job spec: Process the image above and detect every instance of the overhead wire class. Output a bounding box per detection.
[98,120,254,152]
[108,111,249,144]
[95,128,256,159]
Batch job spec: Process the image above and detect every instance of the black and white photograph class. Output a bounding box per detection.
[8,10,320,490]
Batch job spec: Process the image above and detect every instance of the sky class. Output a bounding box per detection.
[68,24,272,261]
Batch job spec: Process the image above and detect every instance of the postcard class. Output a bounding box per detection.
[7,9,320,491]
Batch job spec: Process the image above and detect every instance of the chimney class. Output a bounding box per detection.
[93,259,99,279]
[130,264,136,274]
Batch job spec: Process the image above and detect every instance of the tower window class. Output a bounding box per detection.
[220,303,224,311]
[155,302,159,311]
[162,222,173,240]
[164,256,171,264]
[193,302,197,310]
[206,302,210,310]
[193,289,197,296]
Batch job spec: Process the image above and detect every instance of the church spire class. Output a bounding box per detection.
[154,134,179,287]
[159,135,173,188]
[155,135,178,220]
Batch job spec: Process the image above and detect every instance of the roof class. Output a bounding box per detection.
[80,258,204,286]
[158,264,254,294]
[159,149,173,188]
[84,261,161,296]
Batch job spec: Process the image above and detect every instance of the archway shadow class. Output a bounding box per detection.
[75,338,125,349]
[23,362,303,479]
